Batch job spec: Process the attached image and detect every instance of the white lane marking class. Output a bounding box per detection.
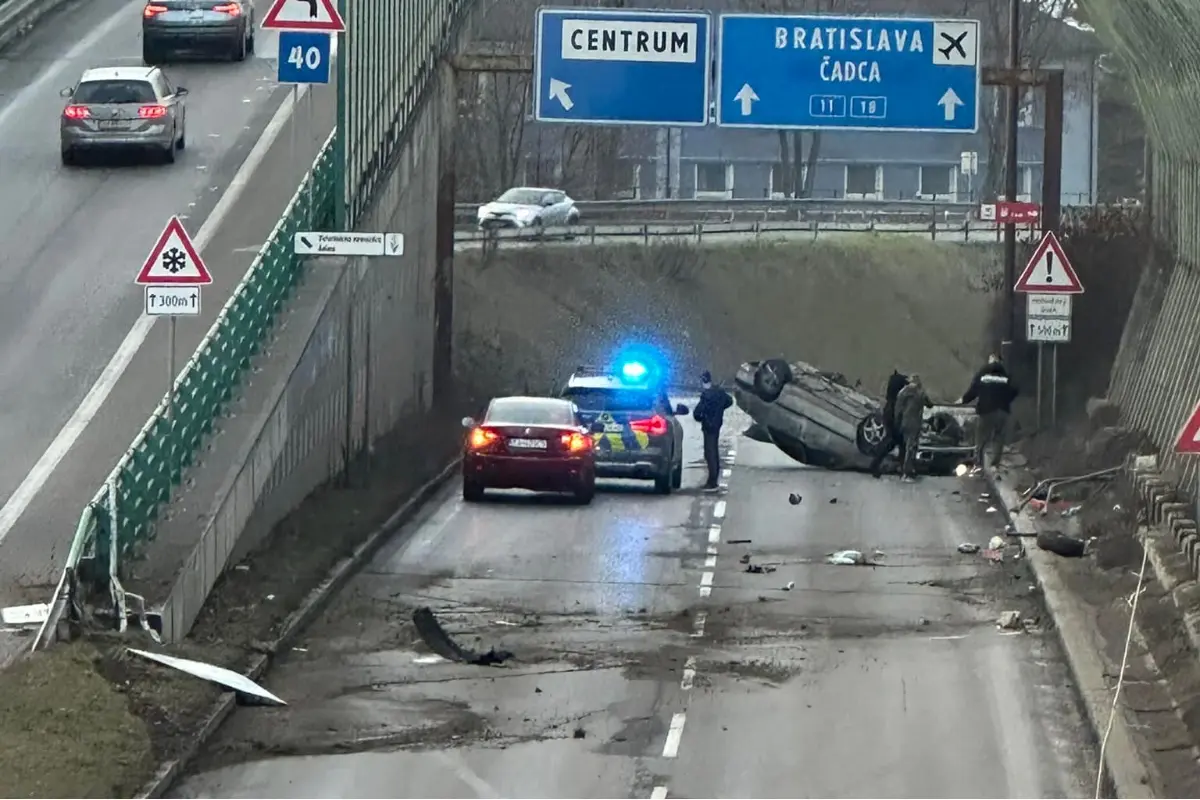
[721,468,731,478]
[0,84,310,546]
[651,787,669,799]
[432,751,500,799]
[930,634,969,641]
[699,570,713,596]
[690,610,706,637]
[680,656,696,690]
[703,554,717,569]
[713,500,726,519]
[708,525,721,544]
[705,544,717,556]
[662,713,686,758]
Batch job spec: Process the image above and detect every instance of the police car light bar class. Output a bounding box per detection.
[621,361,648,381]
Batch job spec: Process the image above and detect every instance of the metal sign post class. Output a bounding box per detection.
[143,286,202,418]
[1025,293,1071,428]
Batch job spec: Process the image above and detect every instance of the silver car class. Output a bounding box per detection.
[142,0,256,63]
[476,187,580,231]
[59,66,188,166]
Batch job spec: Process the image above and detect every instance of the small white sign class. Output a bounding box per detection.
[293,232,405,257]
[979,203,996,221]
[1027,293,1072,320]
[145,285,202,316]
[1027,318,1071,343]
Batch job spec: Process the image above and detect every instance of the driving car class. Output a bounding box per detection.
[735,358,975,474]
[141,0,256,64]
[560,362,688,494]
[476,187,580,231]
[462,396,600,504]
[59,66,188,166]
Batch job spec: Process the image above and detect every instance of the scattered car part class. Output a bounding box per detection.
[1036,530,1088,558]
[127,647,285,705]
[412,606,514,666]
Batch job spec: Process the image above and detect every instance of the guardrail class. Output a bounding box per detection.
[455,198,978,228]
[453,218,1038,245]
[34,132,338,648]
[0,0,74,51]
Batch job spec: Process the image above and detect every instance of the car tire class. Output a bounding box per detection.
[246,27,256,54]
[671,461,683,489]
[654,468,672,495]
[162,130,177,164]
[574,479,595,505]
[232,32,247,61]
[142,42,163,65]
[60,147,76,167]
[176,126,185,150]
[462,478,485,502]
[752,358,793,403]
[855,411,890,456]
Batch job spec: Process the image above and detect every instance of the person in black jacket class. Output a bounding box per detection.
[959,354,1019,467]
[693,370,733,490]
[870,369,910,478]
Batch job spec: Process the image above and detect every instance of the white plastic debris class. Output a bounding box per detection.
[1,603,50,627]
[827,550,865,565]
[996,611,1022,630]
[985,506,998,513]
[955,464,970,477]
[1062,505,1083,517]
[783,581,795,591]
[988,535,1005,550]
[128,648,286,705]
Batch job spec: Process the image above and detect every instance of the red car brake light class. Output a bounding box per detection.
[143,3,167,16]
[213,3,241,14]
[63,105,89,120]
[560,432,592,452]
[469,427,498,449]
[138,105,168,119]
[629,415,669,437]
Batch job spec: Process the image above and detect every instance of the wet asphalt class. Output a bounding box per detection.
[170,407,1098,798]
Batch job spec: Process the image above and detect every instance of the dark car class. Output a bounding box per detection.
[560,363,689,494]
[142,0,256,64]
[461,396,600,504]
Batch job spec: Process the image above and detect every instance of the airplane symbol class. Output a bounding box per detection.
[938,30,968,60]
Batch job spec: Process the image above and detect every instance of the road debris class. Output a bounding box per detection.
[783,581,795,591]
[982,548,1004,563]
[1036,530,1089,558]
[1061,505,1083,517]
[745,563,778,574]
[829,497,838,504]
[788,493,802,505]
[825,549,886,566]
[127,648,286,705]
[1,602,50,628]
[985,506,998,513]
[996,611,1022,630]
[988,535,1005,550]
[957,543,981,554]
[727,539,752,545]
[412,607,514,666]
[573,727,586,739]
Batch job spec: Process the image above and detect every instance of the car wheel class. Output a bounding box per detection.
[162,130,177,164]
[855,411,890,456]
[60,147,76,167]
[246,27,255,54]
[671,460,683,489]
[752,358,793,403]
[654,468,672,495]
[462,478,485,502]
[574,478,595,505]
[232,32,247,61]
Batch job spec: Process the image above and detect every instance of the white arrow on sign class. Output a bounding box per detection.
[549,78,573,111]
[734,83,759,116]
[938,88,963,121]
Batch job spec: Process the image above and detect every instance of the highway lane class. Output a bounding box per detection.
[170,410,1098,798]
[0,1,313,617]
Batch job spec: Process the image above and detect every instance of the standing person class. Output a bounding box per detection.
[694,370,733,491]
[870,369,910,478]
[894,374,933,482]
[959,353,1019,468]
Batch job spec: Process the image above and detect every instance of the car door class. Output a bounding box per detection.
[153,70,183,132]
[658,389,683,464]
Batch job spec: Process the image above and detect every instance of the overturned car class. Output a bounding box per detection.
[734,358,976,474]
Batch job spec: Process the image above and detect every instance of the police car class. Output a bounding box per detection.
[560,361,689,494]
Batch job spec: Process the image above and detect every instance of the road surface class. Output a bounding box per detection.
[172,408,1098,798]
[0,0,333,658]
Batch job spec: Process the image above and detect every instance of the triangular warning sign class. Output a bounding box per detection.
[261,0,344,31]
[1014,231,1084,294]
[136,217,212,286]
[1175,401,1200,454]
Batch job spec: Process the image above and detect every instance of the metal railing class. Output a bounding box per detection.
[454,218,1040,246]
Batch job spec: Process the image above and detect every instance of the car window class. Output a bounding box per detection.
[548,192,566,204]
[496,188,543,205]
[74,80,157,104]
[486,398,576,425]
[563,387,656,413]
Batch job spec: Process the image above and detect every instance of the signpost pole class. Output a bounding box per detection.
[1035,342,1043,431]
[1051,343,1059,427]
[167,316,177,420]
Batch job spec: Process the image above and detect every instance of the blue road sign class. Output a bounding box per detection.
[534,7,710,126]
[716,14,979,133]
[277,31,331,85]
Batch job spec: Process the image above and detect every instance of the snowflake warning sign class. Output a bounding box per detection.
[136,216,212,286]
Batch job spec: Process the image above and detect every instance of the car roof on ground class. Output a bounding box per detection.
[79,66,157,82]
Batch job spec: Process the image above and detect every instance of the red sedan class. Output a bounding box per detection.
[461,396,602,504]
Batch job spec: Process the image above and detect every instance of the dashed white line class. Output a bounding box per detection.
[691,610,707,637]
[681,656,697,690]
[706,544,718,556]
[713,500,726,519]
[703,554,717,569]
[662,713,687,757]
[651,786,669,799]
[708,524,721,544]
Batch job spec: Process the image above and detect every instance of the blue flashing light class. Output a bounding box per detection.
[621,361,649,382]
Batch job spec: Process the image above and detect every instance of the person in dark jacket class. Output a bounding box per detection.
[894,374,934,481]
[959,354,1019,467]
[870,369,910,478]
[693,370,733,490]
